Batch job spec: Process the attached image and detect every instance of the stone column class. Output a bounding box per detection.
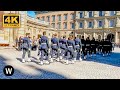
[104,33,107,39]
[84,20,87,29]
[94,11,98,17]
[104,11,109,16]
[104,18,108,28]
[115,31,118,44]
[84,11,88,18]
[93,19,97,29]
[116,17,120,27]
[75,21,79,29]
[93,33,96,38]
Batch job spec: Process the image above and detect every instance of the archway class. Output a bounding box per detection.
[107,33,115,42]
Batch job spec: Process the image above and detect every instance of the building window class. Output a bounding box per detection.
[79,11,83,18]
[41,16,45,21]
[71,13,75,19]
[52,15,55,22]
[64,14,68,20]
[58,15,61,21]
[47,16,50,22]
[88,21,93,28]
[57,23,61,29]
[109,19,114,27]
[99,11,104,16]
[64,22,67,29]
[88,11,93,18]
[79,22,83,28]
[71,23,75,29]
[52,23,55,28]
[98,20,103,27]
[109,11,115,16]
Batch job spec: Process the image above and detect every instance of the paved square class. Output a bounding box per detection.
[0,47,120,79]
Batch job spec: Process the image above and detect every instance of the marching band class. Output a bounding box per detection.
[20,31,113,65]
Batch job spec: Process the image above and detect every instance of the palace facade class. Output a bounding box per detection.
[35,11,120,43]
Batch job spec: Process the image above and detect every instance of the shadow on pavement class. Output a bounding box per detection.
[0,55,67,79]
[86,52,120,67]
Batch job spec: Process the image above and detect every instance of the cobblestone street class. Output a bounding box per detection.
[0,47,120,79]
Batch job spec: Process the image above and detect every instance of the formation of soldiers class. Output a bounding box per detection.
[20,31,113,65]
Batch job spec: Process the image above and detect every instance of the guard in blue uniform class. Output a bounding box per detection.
[50,34,60,62]
[22,35,32,63]
[74,36,82,61]
[86,37,91,58]
[81,36,87,60]
[37,36,41,60]
[65,35,76,64]
[90,37,97,56]
[60,36,67,60]
[38,32,50,65]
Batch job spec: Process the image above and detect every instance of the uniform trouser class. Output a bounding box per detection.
[66,47,75,60]
[98,46,102,53]
[108,46,112,54]
[60,48,66,58]
[86,46,91,55]
[82,46,87,56]
[102,46,108,54]
[40,49,49,61]
[37,49,40,56]
[51,48,59,58]
[22,48,31,59]
[75,46,81,59]
[91,46,96,54]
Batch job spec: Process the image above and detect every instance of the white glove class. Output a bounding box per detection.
[48,49,51,53]
[28,48,31,51]
[74,50,76,52]
[58,49,61,52]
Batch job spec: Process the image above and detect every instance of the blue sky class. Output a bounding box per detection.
[27,11,35,17]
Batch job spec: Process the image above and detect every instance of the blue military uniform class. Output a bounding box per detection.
[50,37,60,60]
[66,39,76,63]
[59,37,63,49]
[39,35,49,62]
[74,37,82,60]
[22,36,31,62]
[60,37,67,59]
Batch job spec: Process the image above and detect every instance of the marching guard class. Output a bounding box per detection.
[38,31,50,65]
[74,36,82,61]
[90,37,97,56]
[22,34,32,63]
[50,33,60,62]
[59,36,67,60]
[65,35,76,64]
[86,37,92,58]
[81,36,87,60]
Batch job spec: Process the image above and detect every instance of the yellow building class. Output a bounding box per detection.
[75,11,120,43]
[0,11,57,46]
[35,11,120,44]
[35,11,76,39]
[0,11,120,46]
